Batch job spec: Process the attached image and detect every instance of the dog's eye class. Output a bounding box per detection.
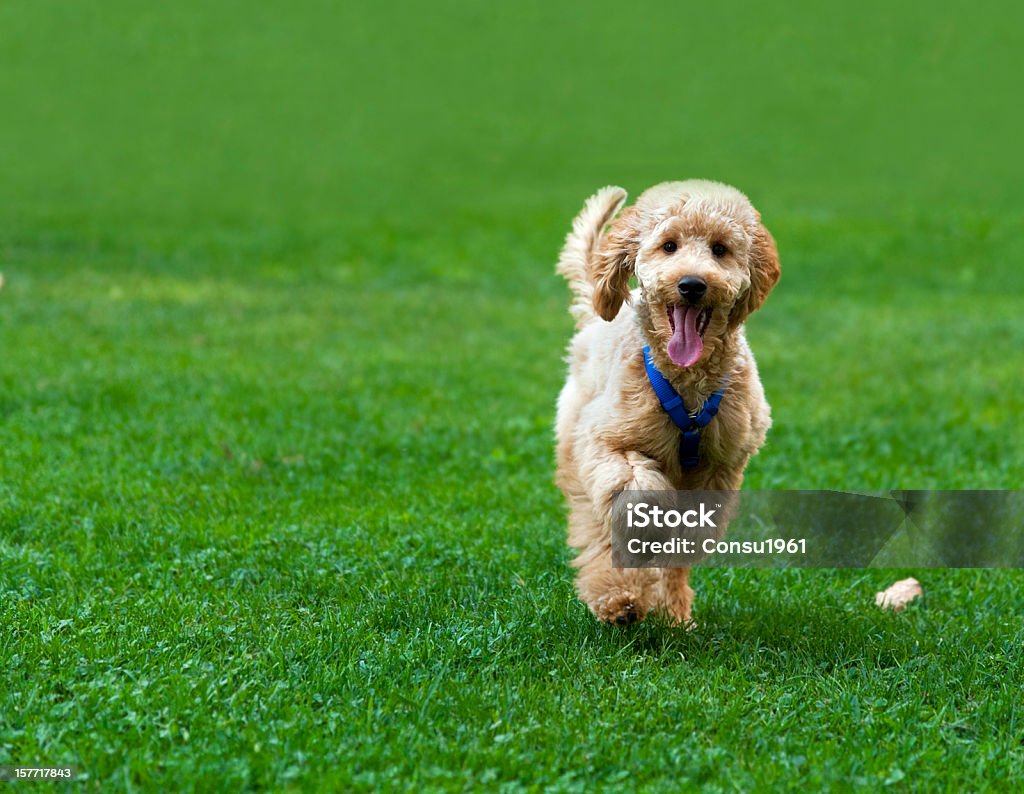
[662,241,677,254]
[711,242,728,257]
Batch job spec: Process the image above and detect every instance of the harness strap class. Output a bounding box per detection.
[642,345,728,469]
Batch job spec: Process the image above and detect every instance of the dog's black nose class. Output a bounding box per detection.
[677,276,707,304]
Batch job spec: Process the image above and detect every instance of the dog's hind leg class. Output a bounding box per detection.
[659,568,695,627]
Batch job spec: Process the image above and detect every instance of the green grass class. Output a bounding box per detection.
[2,1,1024,790]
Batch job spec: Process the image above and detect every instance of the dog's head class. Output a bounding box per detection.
[592,180,780,369]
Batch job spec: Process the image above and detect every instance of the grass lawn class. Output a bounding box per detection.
[2,1,1023,791]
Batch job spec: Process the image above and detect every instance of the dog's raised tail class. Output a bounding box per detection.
[556,186,627,329]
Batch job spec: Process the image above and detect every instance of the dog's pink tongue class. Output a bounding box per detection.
[667,305,703,368]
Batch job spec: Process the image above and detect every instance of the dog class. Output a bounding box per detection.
[554,180,780,626]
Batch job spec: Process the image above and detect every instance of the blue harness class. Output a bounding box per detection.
[642,345,728,469]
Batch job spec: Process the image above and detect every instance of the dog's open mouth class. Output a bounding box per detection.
[666,305,711,368]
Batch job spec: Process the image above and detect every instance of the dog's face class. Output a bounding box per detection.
[592,181,780,369]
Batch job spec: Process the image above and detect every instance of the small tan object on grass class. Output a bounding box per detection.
[875,577,923,612]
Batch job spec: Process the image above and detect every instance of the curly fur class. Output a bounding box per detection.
[554,180,780,626]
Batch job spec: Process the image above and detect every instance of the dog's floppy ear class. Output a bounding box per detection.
[730,218,780,326]
[591,204,641,321]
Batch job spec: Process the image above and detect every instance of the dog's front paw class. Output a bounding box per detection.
[595,590,645,626]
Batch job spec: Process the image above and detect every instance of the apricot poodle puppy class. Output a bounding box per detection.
[554,180,780,626]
